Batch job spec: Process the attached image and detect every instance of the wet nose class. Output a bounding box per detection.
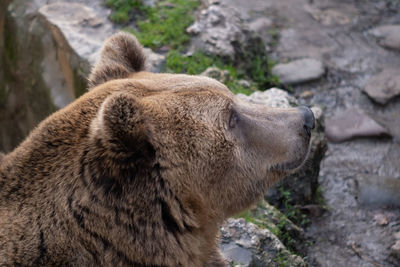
[298,106,315,136]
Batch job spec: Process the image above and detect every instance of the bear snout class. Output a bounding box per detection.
[298,106,315,137]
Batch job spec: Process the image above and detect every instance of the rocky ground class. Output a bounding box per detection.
[226,0,400,266]
[2,0,400,266]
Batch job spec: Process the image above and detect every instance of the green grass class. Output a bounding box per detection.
[236,201,304,254]
[106,0,143,24]
[166,50,255,95]
[248,53,280,90]
[279,186,310,227]
[107,0,199,49]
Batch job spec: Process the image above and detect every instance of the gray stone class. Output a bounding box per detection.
[187,4,247,60]
[325,108,391,143]
[272,58,325,85]
[237,88,298,108]
[142,0,157,7]
[239,200,306,254]
[394,232,400,240]
[304,5,352,26]
[220,218,306,267]
[391,240,400,258]
[249,17,272,33]
[356,175,400,207]
[200,67,231,83]
[238,79,251,88]
[143,47,166,73]
[363,69,400,105]
[187,2,267,65]
[38,3,111,64]
[369,25,400,51]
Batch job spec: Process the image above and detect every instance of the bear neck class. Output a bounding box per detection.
[66,140,220,266]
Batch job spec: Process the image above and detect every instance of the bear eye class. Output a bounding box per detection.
[229,111,239,128]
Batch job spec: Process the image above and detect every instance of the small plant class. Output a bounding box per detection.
[279,186,310,227]
[166,51,255,95]
[247,53,280,90]
[105,0,144,24]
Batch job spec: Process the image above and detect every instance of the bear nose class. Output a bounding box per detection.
[298,106,315,137]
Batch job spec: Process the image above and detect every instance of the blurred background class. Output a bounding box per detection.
[1,0,400,266]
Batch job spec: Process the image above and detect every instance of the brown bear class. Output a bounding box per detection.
[0,32,314,266]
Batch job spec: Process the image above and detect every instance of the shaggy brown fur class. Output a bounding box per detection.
[0,32,313,266]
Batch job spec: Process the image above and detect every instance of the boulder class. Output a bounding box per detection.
[187,2,267,65]
[236,200,307,255]
[271,58,325,85]
[325,108,391,143]
[238,88,327,206]
[356,175,400,207]
[187,4,245,60]
[391,241,400,259]
[220,218,306,267]
[201,67,231,83]
[237,88,298,108]
[363,69,400,105]
[369,25,400,51]
[305,5,352,26]
[249,17,273,34]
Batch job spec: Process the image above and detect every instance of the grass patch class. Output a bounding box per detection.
[166,50,273,95]
[166,50,255,95]
[106,0,143,24]
[279,186,310,227]
[247,53,280,90]
[236,201,305,254]
[107,0,199,49]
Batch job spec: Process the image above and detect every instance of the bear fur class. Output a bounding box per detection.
[0,32,312,266]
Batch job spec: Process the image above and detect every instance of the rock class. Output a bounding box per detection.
[304,5,352,26]
[220,218,306,267]
[187,4,241,60]
[369,25,400,51]
[356,175,400,207]
[238,89,327,206]
[142,0,157,7]
[187,3,247,60]
[272,58,325,85]
[238,79,251,88]
[200,67,231,83]
[249,17,273,33]
[0,0,58,152]
[394,232,400,240]
[373,213,389,226]
[187,2,266,65]
[391,240,400,258]
[143,47,166,73]
[240,200,306,254]
[325,108,391,143]
[237,88,298,108]
[37,2,113,107]
[363,69,400,105]
[299,90,314,99]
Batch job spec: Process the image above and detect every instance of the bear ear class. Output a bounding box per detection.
[88,32,146,90]
[91,93,153,155]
